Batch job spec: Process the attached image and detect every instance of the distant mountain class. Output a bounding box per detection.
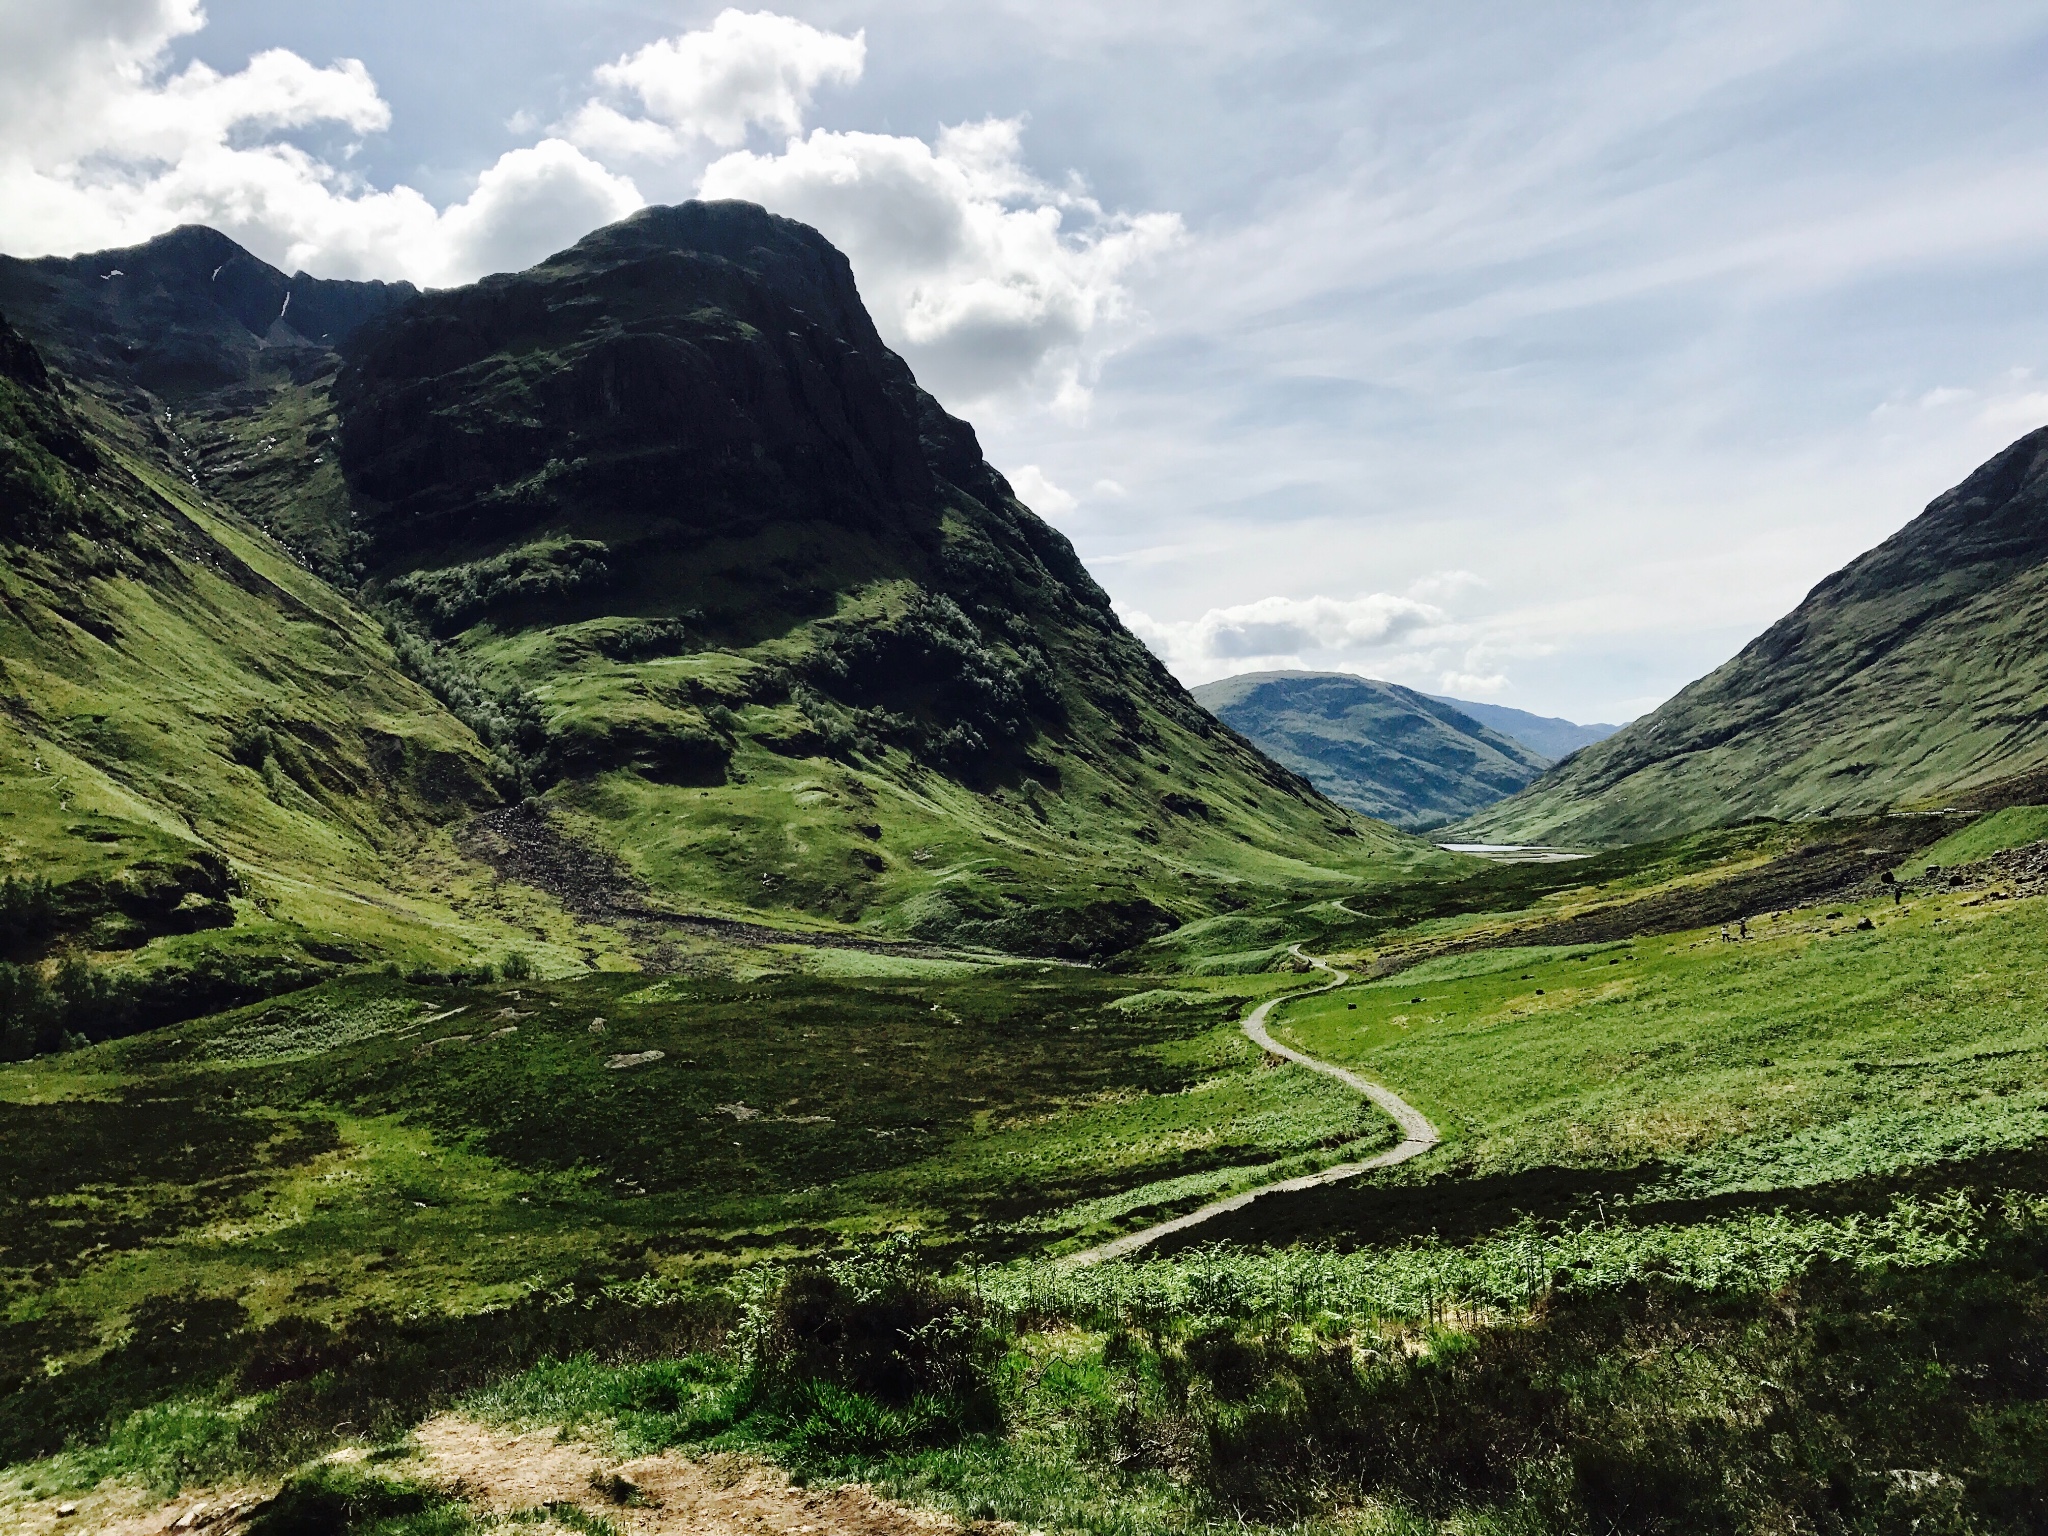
[1425,696,1619,762]
[1458,424,2048,845]
[1192,671,1551,829]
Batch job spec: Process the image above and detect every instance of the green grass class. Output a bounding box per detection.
[8,826,2048,1532]
[1908,804,2048,871]
[0,962,1380,1460]
[1261,882,2048,1215]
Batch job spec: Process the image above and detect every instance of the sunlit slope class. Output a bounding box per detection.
[1460,425,2048,844]
[0,316,571,979]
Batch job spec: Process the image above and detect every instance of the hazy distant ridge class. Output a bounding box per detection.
[1424,696,1619,763]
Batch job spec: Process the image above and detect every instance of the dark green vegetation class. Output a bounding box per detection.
[9,803,2048,1533]
[1191,671,1551,829]
[1463,424,2048,844]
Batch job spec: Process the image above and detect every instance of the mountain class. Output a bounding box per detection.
[0,207,1429,1008]
[1424,695,1619,762]
[1458,425,2048,845]
[1191,670,1551,829]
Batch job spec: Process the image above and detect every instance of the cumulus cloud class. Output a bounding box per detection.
[0,5,1174,407]
[566,9,864,158]
[1120,592,1449,679]
[701,116,1181,409]
[1007,464,1077,518]
[0,0,640,285]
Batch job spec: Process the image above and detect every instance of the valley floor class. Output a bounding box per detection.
[6,814,2048,1534]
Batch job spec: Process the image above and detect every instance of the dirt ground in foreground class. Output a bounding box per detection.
[410,1414,984,1535]
[5,1416,996,1536]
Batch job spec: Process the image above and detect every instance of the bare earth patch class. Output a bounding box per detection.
[412,1414,982,1535]
[3,1417,994,1536]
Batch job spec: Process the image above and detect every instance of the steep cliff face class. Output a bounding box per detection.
[1460,426,2048,844]
[323,202,1419,949]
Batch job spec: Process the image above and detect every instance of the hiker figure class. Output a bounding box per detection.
[1738,918,1749,939]
[1719,925,1730,942]
[1894,884,1903,906]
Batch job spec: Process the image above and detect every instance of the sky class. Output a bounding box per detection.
[7,3,2048,723]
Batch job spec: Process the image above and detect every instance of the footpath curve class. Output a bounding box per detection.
[1065,945,1438,1265]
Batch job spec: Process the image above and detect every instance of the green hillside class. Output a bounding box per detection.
[1459,427,2048,845]
[1192,670,1551,828]
[0,311,608,1058]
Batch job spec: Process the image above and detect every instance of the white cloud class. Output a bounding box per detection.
[1918,386,1974,409]
[0,0,640,285]
[1439,670,1508,696]
[1008,464,1077,518]
[567,9,864,158]
[1120,592,1448,681]
[1981,390,2048,429]
[700,116,1182,410]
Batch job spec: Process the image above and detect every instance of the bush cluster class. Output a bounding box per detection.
[0,951,326,1061]
[593,616,693,661]
[0,875,58,959]
[813,592,1060,769]
[385,539,614,636]
[382,616,549,791]
[735,1235,1003,1463]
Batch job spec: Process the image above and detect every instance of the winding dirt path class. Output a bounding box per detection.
[1065,946,1438,1265]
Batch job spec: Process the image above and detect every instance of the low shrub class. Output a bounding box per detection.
[735,1237,1004,1462]
[385,540,614,637]
[0,876,58,958]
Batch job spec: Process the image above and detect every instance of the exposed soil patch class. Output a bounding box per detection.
[461,800,648,924]
[2,1418,997,1536]
[409,1414,987,1536]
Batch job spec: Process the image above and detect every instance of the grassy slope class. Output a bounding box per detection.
[1461,425,2048,845]
[1910,803,2048,870]
[1191,669,1550,828]
[0,349,623,987]
[1279,885,2047,1192]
